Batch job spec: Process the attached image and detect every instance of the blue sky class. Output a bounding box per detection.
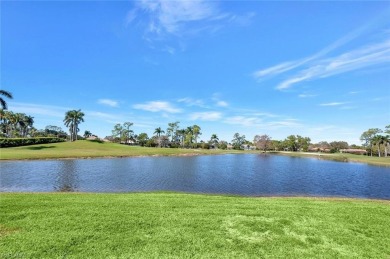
[2,1,390,144]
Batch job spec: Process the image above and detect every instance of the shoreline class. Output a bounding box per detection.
[0,140,388,166]
[1,191,389,202]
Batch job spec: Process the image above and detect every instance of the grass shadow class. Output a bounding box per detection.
[26,146,56,150]
[87,139,105,144]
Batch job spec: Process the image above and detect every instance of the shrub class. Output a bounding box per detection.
[0,137,66,148]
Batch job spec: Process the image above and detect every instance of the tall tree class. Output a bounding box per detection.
[232,133,246,150]
[0,90,13,110]
[254,134,272,152]
[154,127,165,137]
[192,125,201,146]
[167,121,180,142]
[360,128,382,156]
[123,122,134,144]
[84,130,92,138]
[209,134,219,146]
[63,109,85,141]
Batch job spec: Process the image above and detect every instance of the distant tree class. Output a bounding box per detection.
[154,127,165,137]
[137,133,149,147]
[360,128,382,156]
[232,133,246,150]
[111,123,123,143]
[123,122,134,144]
[329,141,349,153]
[192,125,201,146]
[209,134,219,147]
[254,134,272,152]
[0,90,13,110]
[63,109,84,142]
[167,121,180,142]
[84,130,92,138]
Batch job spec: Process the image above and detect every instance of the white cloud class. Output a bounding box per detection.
[134,0,221,35]
[9,102,68,118]
[224,116,261,127]
[190,111,222,121]
[133,101,182,113]
[298,94,317,98]
[319,102,347,106]
[128,0,254,43]
[98,99,119,107]
[276,39,390,90]
[216,100,228,107]
[177,97,207,108]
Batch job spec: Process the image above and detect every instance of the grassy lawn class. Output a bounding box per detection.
[0,140,253,160]
[1,140,389,166]
[0,193,389,258]
[273,151,390,167]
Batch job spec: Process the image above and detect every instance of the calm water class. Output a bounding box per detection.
[1,154,389,199]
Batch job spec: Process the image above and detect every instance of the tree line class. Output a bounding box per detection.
[0,90,388,156]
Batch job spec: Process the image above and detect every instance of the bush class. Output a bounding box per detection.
[0,137,66,148]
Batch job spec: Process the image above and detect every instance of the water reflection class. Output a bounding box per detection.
[55,160,79,192]
[1,154,390,199]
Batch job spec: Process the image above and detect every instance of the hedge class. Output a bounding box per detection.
[0,137,66,148]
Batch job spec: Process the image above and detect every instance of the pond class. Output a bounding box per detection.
[1,154,389,199]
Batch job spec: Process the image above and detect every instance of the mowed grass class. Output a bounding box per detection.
[0,140,252,160]
[273,151,390,167]
[0,193,389,258]
[1,140,389,166]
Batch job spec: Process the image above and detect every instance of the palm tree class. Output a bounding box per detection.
[154,127,165,137]
[209,134,219,148]
[0,90,13,110]
[63,109,85,141]
[372,135,385,157]
[192,125,201,146]
[84,130,92,138]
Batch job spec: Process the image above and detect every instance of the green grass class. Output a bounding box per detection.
[1,140,389,166]
[0,140,253,160]
[0,193,389,258]
[273,151,390,167]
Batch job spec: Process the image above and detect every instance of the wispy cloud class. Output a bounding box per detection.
[224,116,262,127]
[133,101,182,113]
[253,17,390,90]
[212,93,229,107]
[190,111,222,121]
[9,102,68,118]
[177,97,207,108]
[298,93,317,98]
[98,99,119,108]
[319,102,347,106]
[276,39,390,90]
[127,0,255,45]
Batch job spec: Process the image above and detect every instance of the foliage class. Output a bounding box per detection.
[283,135,311,152]
[0,110,34,138]
[0,137,65,148]
[254,134,272,152]
[0,89,13,110]
[232,133,246,150]
[63,109,84,142]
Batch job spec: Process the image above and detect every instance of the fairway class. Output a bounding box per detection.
[1,140,389,167]
[1,193,389,258]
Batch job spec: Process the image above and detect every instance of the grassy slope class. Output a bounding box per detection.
[0,193,389,258]
[0,140,252,160]
[1,140,389,166]
[273,151,390,167]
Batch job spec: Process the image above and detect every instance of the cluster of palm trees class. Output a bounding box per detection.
[360,126,390,157]
[63,109,85,142]
[0,110,34,138]
[152,123,202,148]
